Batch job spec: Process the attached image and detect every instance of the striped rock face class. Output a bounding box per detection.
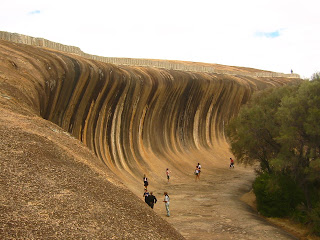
[0,37,300,239]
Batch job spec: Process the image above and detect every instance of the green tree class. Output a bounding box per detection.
[275,78,320,208]
[226,75,320,235]
[253,173,304,217]
[226,84,298,173]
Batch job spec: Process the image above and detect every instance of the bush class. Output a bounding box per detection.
[227,73,320,235]
[309,202,320,236]
[253,173,304,217]
[292,203,309,224]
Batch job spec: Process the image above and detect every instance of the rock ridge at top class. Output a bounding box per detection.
[0,30,300,78]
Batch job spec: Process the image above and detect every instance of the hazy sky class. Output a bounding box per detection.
[1,0,319,78]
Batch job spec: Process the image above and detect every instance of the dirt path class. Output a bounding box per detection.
[150,164,298,240]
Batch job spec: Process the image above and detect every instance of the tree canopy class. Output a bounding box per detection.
[226,75,320,235]
[226,77,320,179]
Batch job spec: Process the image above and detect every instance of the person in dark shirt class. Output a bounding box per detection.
[143,188,149,203]
[147,191,157,209]
[143,174,149,189]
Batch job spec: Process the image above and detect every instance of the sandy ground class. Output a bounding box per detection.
[145,163,298,240]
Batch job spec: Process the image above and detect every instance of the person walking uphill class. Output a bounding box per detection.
[147,192,157,209]
[163,192,170,217]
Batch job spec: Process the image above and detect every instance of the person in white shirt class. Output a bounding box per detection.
[197,163,202,179]
[163,192,170,217]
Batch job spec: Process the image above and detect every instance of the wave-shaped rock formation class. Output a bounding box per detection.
[0,32,300,239]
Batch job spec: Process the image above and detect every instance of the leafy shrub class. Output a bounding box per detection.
[227,73,320,235]
[292,203,309,224]
[309,202,320,236]
[253,173,304,217]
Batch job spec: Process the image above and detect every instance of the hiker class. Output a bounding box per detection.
[229,158,235,168]
[195,166,200,181]
[143,188,149,204]
[163,192,170,217]
[166,168,170,182]
[143,174,149,189]
[147,191,157,209]
[197,163,202,178]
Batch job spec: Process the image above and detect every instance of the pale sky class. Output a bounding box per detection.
[1,0,319,78]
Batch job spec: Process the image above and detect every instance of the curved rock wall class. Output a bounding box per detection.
[0,38,299,186]
[0,31,305,238]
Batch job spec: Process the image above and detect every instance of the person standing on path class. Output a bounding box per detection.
[195,166,200,181]
[166,168,171,182]
[229,158,235,168]
[197,163,202,179]
[143,174,149,189]
[143,188,149,204]
[163,192,170,217]
[147,192,157,209]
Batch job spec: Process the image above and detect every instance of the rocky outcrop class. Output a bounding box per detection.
[0,31,300,78]
[0,37,300,181]
[0,35,300,239]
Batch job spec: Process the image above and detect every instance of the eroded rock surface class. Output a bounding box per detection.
[0,36,300,239]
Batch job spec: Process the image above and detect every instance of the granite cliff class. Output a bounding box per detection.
[0,33,300,239]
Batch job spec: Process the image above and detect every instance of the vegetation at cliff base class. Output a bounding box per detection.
[226,73,320,236]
